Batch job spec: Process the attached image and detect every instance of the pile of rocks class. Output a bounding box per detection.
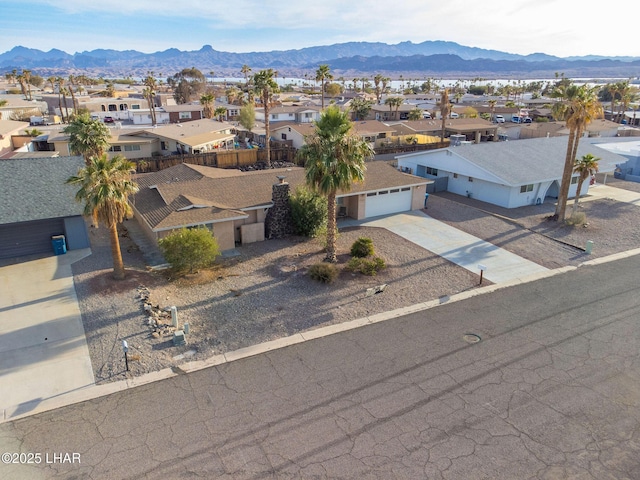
[136,285,177,340]
[239,161,296,171]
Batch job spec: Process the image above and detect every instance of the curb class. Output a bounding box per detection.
[3,248,639,424]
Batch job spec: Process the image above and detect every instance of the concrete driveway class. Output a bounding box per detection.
[0,249,95,420]
[354,211,549,283]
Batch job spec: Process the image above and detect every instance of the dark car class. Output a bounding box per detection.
[103,116,115,123]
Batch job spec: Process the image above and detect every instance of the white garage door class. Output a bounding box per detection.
[364,188,413,218]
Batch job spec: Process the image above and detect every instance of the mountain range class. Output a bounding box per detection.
[1,41,640,79]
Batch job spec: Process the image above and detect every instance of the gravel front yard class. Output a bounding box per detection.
[72,182,640,384]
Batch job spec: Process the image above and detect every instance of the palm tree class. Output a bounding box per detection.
[438,88,452,142]
[214,106,227,122]
[143,72,158,126]
[551,84,603,222]
[252,69,279,167]
[488,99,497,122]
[315,64,333,110]
[66,154,139,280]
[298,106,373,262]
[63,112,111,164]
[384,97,403,120]
[68,74,79,113]
[200,93,215,119]
[606,82,620,122]
[241,65,252,86]
[572,153,600,216]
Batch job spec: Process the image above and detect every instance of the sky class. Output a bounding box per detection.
[1,0,639,58]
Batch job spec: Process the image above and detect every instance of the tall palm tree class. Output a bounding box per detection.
[572,153,600,216]
[143,72,158,126]
[241,65,252,86]
[298,106,373,262]
[63,112,111,164]
[438,88,452,142]
[384,97,404,120]
[200,93,215,119]
[252,69,279,167]
[551,84,603,222]
[68,74,79,113]
[315,64,333,110]
[66,155,138,280]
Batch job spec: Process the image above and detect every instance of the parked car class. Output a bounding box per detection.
[103,116,115,123]
[450,112,459,119]
[522,116,532,124]
[511,115,521,123]
[495,115,505,123]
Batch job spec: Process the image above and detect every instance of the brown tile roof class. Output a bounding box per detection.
[131,161,428,231]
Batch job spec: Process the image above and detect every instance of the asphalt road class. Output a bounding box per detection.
[1,255,640,479]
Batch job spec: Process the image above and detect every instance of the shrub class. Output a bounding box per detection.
[290,186,327,237]
[308,262,339,283]
[350,237,374,258]
[346,256,386,276]
[158,227,220,274]
[566,212,586,226]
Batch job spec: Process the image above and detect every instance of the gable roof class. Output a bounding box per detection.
[0,156,85,224]
[399,136,626,186]
[132,161,429,231]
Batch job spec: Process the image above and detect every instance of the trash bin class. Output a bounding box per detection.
[51,235,67,255]
[424,193,429,207]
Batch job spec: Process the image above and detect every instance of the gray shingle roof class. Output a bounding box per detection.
[0,156,86,224]
[442,137,625,186]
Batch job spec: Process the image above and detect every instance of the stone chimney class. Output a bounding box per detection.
[265,176,295,239]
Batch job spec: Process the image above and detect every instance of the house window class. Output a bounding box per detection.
[426,167,438,176]
[366,192,377,197]
[161,141,167,150]
[271,114,279,120]
[109,145,122,152]
[453,173,458,179]
[468,177,473,182]
[304,112,313,118]
[401,187,410,191]
[119,104,128,111]
[124,145,141,152]
[108,104,117,111]
[132,104,140,109]
[378,190,389,195]
[229,110,238,116]
[520,184,534,193]
[281,134,287,140]
[179,112,192,119]
[390,189,400,193]
[571,177,578,184]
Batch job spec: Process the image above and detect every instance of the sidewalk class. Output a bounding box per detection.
[342,211,549,283]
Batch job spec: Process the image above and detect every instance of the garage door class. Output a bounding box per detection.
[0,218,65,260]
[364,187,412,218]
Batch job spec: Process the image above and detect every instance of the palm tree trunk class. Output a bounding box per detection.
[325,192,337,262]
[572,175,586,216]
[109,222,126,280]
[555,127,578,221]
[263,90,271,167]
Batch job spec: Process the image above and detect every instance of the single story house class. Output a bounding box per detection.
[397,136,625,208]
[255,105,322,124]
[130,161,429,251]
[0,156,90,259]
[0,119,30,158]
[591,138,640,182]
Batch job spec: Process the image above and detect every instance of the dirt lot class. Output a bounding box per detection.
[72,182,640,383]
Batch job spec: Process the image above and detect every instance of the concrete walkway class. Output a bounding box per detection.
[344,211,549,284]
[0,249,95,420]
[585,183,640,206]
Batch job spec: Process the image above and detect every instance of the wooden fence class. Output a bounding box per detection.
[134,145,299,173]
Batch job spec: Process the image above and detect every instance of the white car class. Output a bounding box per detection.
[495,115,505,123]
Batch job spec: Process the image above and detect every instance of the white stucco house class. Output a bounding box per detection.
[397,136,625,208]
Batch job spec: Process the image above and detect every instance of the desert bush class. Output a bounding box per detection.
[308,262,339,283]
[158,227,220,274]
[346,256,386,276]
[566,212,586,226]
[350,237,375,258]
[290,186,327,237]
